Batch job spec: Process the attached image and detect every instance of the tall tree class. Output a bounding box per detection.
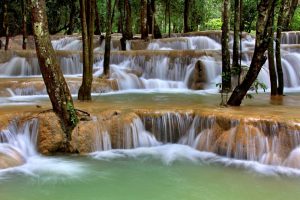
[78,0,95,101]
[29,0,78,140]
[232,0,241,86]
[184,0,190,33]
[221,0,231,94]
[22,0,27,49]
[267,5,277,96]
[121,0,133,50]
[94,1,101,35]
[276,0,287,95]
[103,0,112,77]
[283,0,298,30]
[67,0,77,35]
[3,0,9,50]
[227,0,276,106]
[141,0,148,39]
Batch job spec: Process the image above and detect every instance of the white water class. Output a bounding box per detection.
[1,33,300,94]
[0,119,85,179]
[90,144,300,177]
[147,36,221,50]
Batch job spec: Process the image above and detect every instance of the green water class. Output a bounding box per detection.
[1,146,300,200]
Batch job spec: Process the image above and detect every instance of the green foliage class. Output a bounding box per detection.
[246,80,267,99]
[205,18,222,30]
[67,101,78,126]
[290,7,300,31]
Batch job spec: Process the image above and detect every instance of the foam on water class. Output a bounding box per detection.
[90,144,300,177]
[0,119,86,181]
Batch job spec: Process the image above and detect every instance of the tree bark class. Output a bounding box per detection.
[78,0,95,101]
[232,0,240,85]
[22,0,28,49]
[29,0,78,140]
[227,0,275,106]
[168,0,171,37]
[276,0,287,95]
[4,0,9,50]
[184,0,190,33]
[147,0,153,35]
[103,0,112,77]
[267,7,277,96]
[141,0,148,40]
[283,0,298,31]
[95,1,101,35]
[67,0,76,35]
[221,0,231,93]
[121,0,133,50]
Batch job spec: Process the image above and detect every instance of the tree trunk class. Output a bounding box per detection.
[22,0,28,49]
[283,0,298,31]
[141,0,148,40]
[29,0,78,140]
[117,0,124,33]
[276,0,287,95]
[267,8,277,96]
[232,0,240,86]
[111,0,119,30]
[184,0,190,33]
[121,0,133,50]
[78,0,95,101]
[227,0,275,106]
[168,0,171,37]
[4,0,9,50]
[67,0,76,35]
[147,0,153,35]
[221,0,231,93]
[95,1,101,35]
[103,0,112,77]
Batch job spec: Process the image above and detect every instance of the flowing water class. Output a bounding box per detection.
[1,32,300,199]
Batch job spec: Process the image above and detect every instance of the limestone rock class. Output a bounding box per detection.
[0,146,25,169]
[37,112,65,154]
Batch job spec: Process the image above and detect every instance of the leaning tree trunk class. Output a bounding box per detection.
[267,7,277,96]
[29,0,78,140]
[141,0,148,40]
[232,0,240,86]
[103,0,112,77]
[184,0,190,33]
[221,0,231,93]
[78,0,95,101]
[4,0,9,50]
[227,0,276,106]
[22,0,28,49]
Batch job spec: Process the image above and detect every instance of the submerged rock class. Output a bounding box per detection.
[0,145,25,169]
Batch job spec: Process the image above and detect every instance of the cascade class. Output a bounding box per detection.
[0,119,39,168]
[123,117,161,148]
[147,36,221,50]
[132,111,300,169]
[281,31,300,44]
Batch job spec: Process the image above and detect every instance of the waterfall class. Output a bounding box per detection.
[123,117,160,148]
[281,31,300,44]
[147,36,221,50]
[52,37,82,51]
[0,119,39,168]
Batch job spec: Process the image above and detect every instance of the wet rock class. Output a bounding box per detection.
[0,145,25,169]
[37,112,65,154]
[188,60,207,90]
